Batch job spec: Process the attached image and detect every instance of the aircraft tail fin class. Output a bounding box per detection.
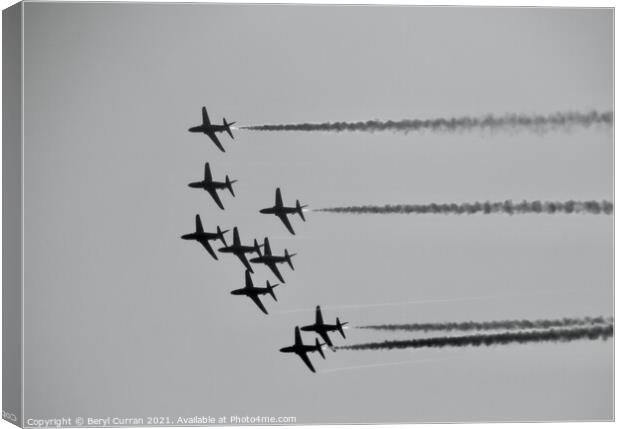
[316,339,326,359]
[216,226,228,246]
[225,175,237,197]
[285,249,296,270]
[267,281,278,302]
[223,118,235,139]
[337,318,348,339]
[296,200,307,221]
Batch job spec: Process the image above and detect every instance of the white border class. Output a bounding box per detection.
[0,1,615,429]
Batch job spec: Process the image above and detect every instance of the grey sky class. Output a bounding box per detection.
[22,3,612,424]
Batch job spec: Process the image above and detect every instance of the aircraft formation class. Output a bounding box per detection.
[183,107,348,372]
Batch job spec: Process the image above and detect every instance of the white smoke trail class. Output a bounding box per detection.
[358,316,613,332]
[337,325,613,351]
[316,200,613,215]
[241,110,612,134]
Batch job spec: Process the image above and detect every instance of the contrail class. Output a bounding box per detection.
[335,325,613,351]
[357,316,613,332]
[241,110,612,134]
[315,200,613,215]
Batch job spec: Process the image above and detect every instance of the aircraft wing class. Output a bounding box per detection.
[202,107,211,125]
[295,326,303,345]
[298,351,316,373]
[277,213,296,235]
[249,295,268,315]
[315,306,324,325]
[204,163,212,182]
[275,188,283,207]
[235,252,254,273]
[245,270,253,288]
[318,330,333,347]
[198,238,218,260]
[195,214,204,233]
[207,189,225,210]
[266,261,285,283]
[263,238,272,255]
[206,131,225,152]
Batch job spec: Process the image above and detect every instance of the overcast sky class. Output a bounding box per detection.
[22,3,612,423]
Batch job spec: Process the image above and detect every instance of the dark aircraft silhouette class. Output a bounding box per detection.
[259,188,307,235]
[230,270,278,315]
[301,305,348,348]
[188,162,237,210]
[218,227,263,273]
[180,214,228,260]
[188,107,236,152]
[250,237,296,283]
[280,326,326,373]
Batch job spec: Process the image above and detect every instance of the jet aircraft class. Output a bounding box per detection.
[188,162,237,210]
[279,327,326,373]
[180,214,228,260]
[301,305,348,348]
[250,237,296,283]
[230,270,278,315]
[218,227,263,272]
[259,188,307,235]
[188,107,235,152]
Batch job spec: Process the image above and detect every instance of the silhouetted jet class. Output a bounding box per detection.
[280,326,326,373]
[259,188,307,235]
[180,214,228,260]
[301,305,348,348]
[188,107,236,152]
[188,162,237,210]
[230,270,278,315]
[250,237,296,283]
[218,227,263,272]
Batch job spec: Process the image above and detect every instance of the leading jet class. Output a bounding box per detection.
[279,326,326,373]
[180,214,228,260]
[188,162,237,210]
[188,107,235,152]
[301,305,348,348]
[230,270,278,315]
[259,188,307,235]
[218,227,263,273]
[250,237,296,284]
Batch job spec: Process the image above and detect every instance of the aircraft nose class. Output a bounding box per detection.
[279,348,287,353]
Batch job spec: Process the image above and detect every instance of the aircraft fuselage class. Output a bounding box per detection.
[188,124,227,134]
[181,231,220,241]
[219,244,257,254]
[230,287,270,297]
[280,345,321,355]
[260,206,297,215]
[250,254,287,264]
[301,324,339,335]
[188,181,227,190]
